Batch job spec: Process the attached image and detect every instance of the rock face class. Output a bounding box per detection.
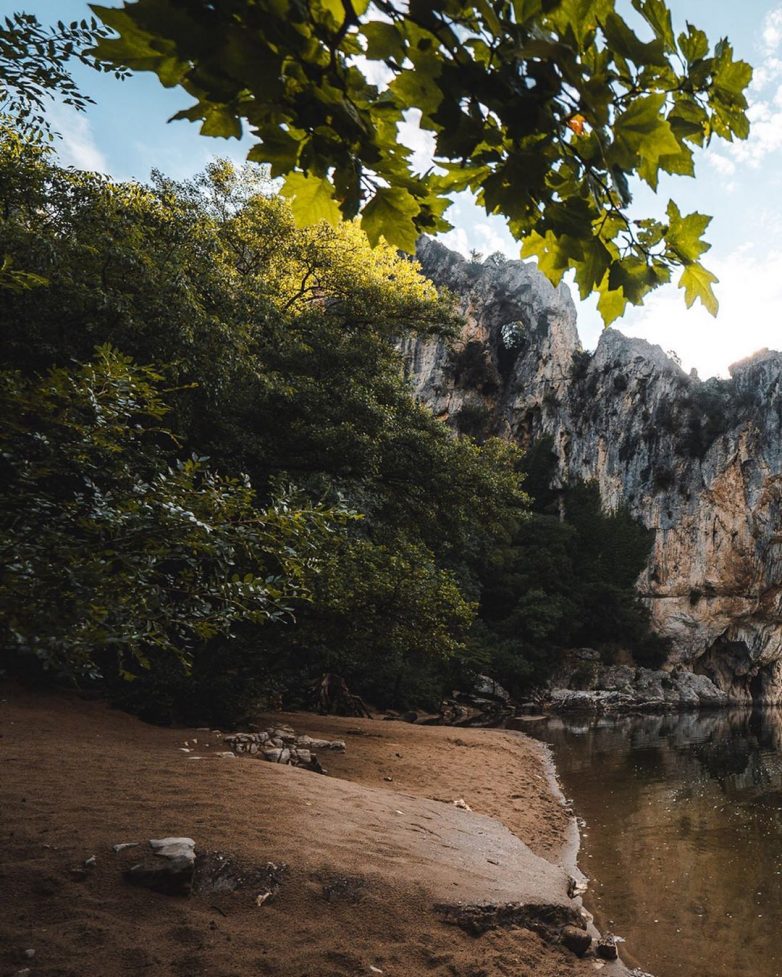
[406,238,782,704]
[546,649,727,712]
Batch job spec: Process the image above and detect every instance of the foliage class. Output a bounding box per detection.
[470,453,662,696]
[91,0,751,321]
[285,536,475,709]
[0,138,528,713]
[0,140,454,381]
[0,345,347,679]
[0,13,127,142]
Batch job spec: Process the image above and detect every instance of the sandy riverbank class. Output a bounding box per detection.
[1,689,624,977]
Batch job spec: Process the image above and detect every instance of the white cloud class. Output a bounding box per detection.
[439,226,471,257]
[764,8,782,52]
[473,221,513,257]
[706,152,737,181]
[397,108,436,174]
[48,102,108,173]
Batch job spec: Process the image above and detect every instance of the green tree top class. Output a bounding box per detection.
[90,0,751,323]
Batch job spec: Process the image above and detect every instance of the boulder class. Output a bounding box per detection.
[473,674,511,703]
[596,934,619,960]
[561,924,592,957]
[125,837,196,896]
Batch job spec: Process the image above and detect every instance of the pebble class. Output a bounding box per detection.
[23,949,35,959]
[84,855,97,868]
[112,842,139,853]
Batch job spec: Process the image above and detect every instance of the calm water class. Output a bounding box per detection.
[530,710,782,977]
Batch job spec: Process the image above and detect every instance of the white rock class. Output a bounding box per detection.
[150,837,195,850]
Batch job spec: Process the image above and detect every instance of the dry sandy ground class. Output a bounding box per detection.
[0,689,602,977]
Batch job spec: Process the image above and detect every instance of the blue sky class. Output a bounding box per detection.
[13,1,782,377]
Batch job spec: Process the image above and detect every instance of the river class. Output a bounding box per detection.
[530,709,782,977]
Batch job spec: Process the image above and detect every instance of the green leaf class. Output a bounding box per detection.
[200,104,241,139]
[669,97,708,146]
[665,200,711,263]
[362,21,405,61]
[389,61,443,115]
[361,187,421,252]
[281,172,342,227]
[521,230,582,287]
[89,6,186,83]
[602,12,667,66]
[679,262,719,315]
[631,0,675,51]
[713,54,753,103]
[678,23,709,64]
[247,128,301,176]
[597,283,627,325]
[611,94,681,189]
[573,238,612,300]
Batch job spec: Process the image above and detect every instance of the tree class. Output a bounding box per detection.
[0,13,127,142]
[0,138,529,713]
[0,345,348,679]
[91,0,751,322]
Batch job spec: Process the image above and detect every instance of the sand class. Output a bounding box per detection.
[0,689,603,977]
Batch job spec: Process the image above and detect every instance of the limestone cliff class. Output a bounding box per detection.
[406,238,782,703]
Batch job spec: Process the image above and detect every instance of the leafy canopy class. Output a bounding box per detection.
[0,12,128,142]
[90,0,751,322]
[0,138,528,710]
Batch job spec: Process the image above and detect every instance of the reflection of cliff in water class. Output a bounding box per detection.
[545,707,782,794]
[532,708,782,977]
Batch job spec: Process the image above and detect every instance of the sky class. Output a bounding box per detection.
[12,0,782,377]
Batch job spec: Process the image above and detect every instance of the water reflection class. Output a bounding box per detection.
[531,708,782,977]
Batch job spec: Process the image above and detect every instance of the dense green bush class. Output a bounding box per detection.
[0,345,347,680]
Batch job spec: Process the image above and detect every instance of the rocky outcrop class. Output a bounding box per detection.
[406,238,782,704]
[223,724,345,772]
[545,649,728,712]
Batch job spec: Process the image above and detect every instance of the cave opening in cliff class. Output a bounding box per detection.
[697,637,776,704]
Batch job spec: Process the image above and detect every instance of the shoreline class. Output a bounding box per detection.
[1,688,645,976]
[527,732,653,977]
